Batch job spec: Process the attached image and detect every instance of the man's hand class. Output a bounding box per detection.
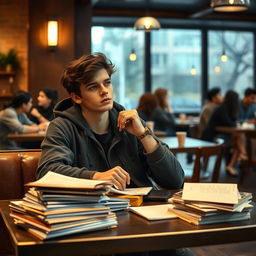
[38,122,48,131]
[117,110,145,137]
[92,166,130,190]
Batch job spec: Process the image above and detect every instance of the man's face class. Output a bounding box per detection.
[22,98,33,113]
[74,69,114,114]
[212,93,223,104]
[244,94,256,106]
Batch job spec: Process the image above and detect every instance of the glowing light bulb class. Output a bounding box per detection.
[129,52,137,62]
[190,66,197,75]
[220,49,228,62]
[221,53,228,62]
[214,66,221,73]
[47,20,58,47]
[144,19,151,30]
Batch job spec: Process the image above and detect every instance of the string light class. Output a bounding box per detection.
[129,49,137,62]
[214,65,221,72]
[221,50,228,62]
[190,66,197,75]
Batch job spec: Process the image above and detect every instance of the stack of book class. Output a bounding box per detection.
[9,171,129,240]
[168,183,253,225]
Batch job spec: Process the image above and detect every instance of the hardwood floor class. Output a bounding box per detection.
[177,154,256,256]
[191,241,256,256]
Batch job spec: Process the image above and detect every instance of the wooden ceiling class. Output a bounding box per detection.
[91,0,256,23]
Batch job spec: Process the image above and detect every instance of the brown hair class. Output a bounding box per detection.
[154,88,168,110]
[223,90,239,120]
[137,93,157,118]
[61,52,115,96]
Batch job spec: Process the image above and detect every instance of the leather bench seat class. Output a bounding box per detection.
[0,150,41,200]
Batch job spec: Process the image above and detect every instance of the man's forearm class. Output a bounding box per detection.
[139,133,158,153]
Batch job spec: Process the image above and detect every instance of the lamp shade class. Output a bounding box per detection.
[134,16,161,31]
[47,19,58,48]
[211,0,250,12]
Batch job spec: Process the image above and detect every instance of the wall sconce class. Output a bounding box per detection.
[47,19,58,50]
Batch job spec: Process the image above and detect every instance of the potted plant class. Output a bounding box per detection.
[2,49,20,72]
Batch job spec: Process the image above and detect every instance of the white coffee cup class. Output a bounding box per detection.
[179,113,186,123]
[176,131,187,147]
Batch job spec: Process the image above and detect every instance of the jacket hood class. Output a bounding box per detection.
[53,97,125,131]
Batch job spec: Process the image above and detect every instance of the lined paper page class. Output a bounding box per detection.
[182,183,239,204]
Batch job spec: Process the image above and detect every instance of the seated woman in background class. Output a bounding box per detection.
[29,88,58,124]
[153,88,176,135]
[137,93,157,121]
[202,90,246,176]
[0,91,47,149]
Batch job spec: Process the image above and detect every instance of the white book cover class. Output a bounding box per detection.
[182,183,239,204]
[129,204,177,220]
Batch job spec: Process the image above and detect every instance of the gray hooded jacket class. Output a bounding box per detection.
[36,98,184,189]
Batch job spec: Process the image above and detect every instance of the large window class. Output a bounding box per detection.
[91,27,144,109]
[92,26,255,113]
[151,29,202,113]
[208,30,254,96]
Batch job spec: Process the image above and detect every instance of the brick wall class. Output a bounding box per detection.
[0,0,28,92]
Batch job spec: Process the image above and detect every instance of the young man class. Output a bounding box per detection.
[198,87,223,138]
[238,87,256,124]
[36,53,184,191]
[0,91,46,149]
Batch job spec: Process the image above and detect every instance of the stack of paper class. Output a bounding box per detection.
[168,183,253,225]
[9,172,129,240]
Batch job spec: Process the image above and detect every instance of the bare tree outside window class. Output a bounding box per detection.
[209,31,253,95]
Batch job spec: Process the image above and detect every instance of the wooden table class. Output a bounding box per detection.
[161,137,217,153]
[7,132,46,143]
[175,118,199,129]
[216,126,255,134]
[1,200,256,256]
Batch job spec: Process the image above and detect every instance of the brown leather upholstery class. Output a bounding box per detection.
[0,150,41,200]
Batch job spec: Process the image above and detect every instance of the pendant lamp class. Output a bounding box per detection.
[211,0,250,12]
[134,0,160,32]
[134,16,161,32]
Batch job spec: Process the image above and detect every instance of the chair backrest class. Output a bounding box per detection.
[0,150,41,199]
[189,141,224,183]
[244,130,256,164]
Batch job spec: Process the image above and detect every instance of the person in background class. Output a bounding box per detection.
[238,87,256,124]
[198,87,223,138]
[202,90,246,176]
[153,88,176,135]
[137,93,158,122]
[29,88,58,124]
[0,91,47,149]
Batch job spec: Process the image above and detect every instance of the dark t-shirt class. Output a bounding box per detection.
[93,130,113,155]
[93,128,136,188]
[29,105,55,124]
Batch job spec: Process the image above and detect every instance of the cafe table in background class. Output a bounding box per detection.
[7,132,46,145]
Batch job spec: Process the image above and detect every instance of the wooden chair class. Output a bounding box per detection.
[182,140,224,183]
[240,130,256,185]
